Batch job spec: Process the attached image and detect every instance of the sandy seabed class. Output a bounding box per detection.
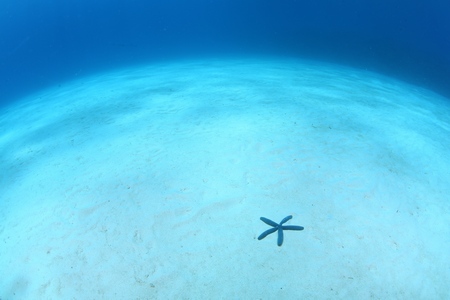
[1,58,450,299]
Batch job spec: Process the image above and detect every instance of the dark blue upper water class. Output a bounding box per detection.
[1,0,449,105]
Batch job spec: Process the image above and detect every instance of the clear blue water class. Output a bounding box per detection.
[1,2,450,297]
[1,0,449,105]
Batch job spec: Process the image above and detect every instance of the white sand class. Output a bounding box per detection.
[1,57,449,299]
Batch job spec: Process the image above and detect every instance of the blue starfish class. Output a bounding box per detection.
[258,215,304,246]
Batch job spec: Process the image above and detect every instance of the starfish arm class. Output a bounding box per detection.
[282,225,304,231]
[258,227,278,240]
[260,217,279,227]
[277,227,284,246]
[280,215,293,225]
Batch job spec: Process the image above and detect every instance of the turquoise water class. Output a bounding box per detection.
[1,1,449,104]
[1,0,450,298]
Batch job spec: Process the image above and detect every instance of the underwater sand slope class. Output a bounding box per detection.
[0,58,449,299]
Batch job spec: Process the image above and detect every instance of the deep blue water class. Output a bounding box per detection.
[1,0,449,106]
